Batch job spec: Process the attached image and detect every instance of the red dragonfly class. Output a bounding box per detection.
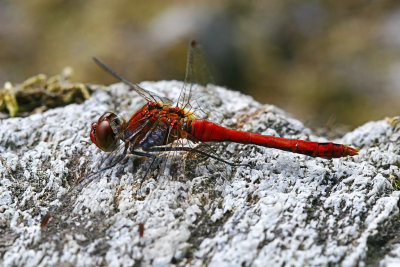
[90,41,358,177]
[41,41,357,228]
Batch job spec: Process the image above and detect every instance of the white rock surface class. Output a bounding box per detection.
[1,81,400,266]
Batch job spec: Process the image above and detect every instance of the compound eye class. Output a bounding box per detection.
[90,122,98,145]
[90,112,120,151]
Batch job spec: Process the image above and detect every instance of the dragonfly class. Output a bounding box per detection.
[90,41,358,179]
[41,41,358,228]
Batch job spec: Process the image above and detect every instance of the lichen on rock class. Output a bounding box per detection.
[1,81,399,266]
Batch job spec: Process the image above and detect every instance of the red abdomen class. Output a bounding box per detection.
[187,119,358,159]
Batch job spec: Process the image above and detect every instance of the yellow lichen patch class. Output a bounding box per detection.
[390,174,400,191]
[0,82,19,117]
[385,116,400,127]
[0,67,90,117]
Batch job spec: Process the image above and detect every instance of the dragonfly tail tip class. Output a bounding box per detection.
[347,146,359,156]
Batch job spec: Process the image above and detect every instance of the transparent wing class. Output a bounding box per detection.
[93,57,173,105]
[177,41,215,112]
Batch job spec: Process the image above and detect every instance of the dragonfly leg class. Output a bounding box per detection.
[82,150,129,184]
[130,150,157,195]
[144,146,249,168]
[41,150,130,227]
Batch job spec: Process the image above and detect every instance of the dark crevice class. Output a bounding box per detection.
[364,214,400,266]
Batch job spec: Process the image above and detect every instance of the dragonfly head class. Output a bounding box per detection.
[90,112,121,152]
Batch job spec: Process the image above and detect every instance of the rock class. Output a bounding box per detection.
[1,81,399,266]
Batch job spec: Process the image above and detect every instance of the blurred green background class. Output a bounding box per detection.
[1,0,400,131]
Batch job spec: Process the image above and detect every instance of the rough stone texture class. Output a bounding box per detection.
[1,81,400,266]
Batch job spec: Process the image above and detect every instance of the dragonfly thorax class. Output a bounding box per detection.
[123,103,194,146]
[138,123,168,150]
